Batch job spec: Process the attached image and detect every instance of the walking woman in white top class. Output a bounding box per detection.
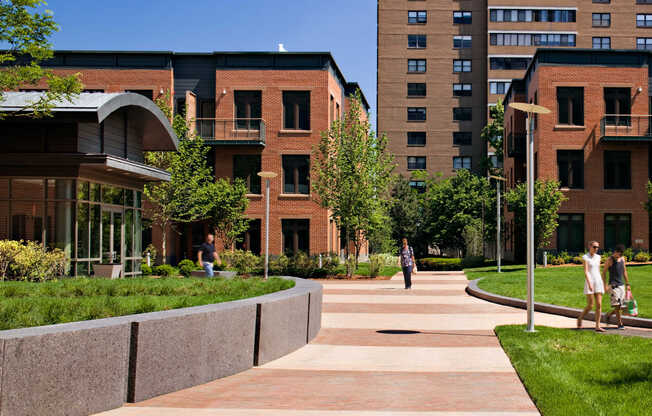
[577,241,605,332]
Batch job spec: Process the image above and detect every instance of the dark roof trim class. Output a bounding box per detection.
[345,82,370,110]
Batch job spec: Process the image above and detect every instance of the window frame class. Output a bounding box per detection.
[453,35,472,49]
[592,13,611,27]
[407,132,426,147]
[408,34,427,48]
[592,37,611,49]
[556,87,584,126]
[453,83,472,97]
[407,83,427,97]
[282,91,311,130]
[407,107,427,121]
[453,59,471,73]
[557,214,585,253]
[453,132,472,146]
[453,107,473,121]
[407,59,427,73]
[557,150,584,189]
[604,214,631,250]
[453,156,472,170]
[604,150,631,190]
[282,155,311,195]
[408,10,427,24]
[407,156,427,171]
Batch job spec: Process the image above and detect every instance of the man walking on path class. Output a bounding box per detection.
[398,237,416,290]
[603,244,630,329]
[198,233,220,277]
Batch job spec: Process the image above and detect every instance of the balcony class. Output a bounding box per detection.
[194,118,265,146]
[507,132,526,158]
[600,115,652,142]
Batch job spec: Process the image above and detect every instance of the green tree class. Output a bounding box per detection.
[312,91,396,276]
[388,175,428,256]
[365,205,394,255]
[0,0,82,116]
[143,91,214,263]
[481,99,504,174]
[207,178,250,250]
[644,181,652,214]
[505,179,567,260]
[422,169,495,255]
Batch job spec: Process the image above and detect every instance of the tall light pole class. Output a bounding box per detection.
[257,171,277,279]
[489,175,506,273]
[508,102,550,333]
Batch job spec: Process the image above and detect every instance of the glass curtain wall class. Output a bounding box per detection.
[0,178,143,276]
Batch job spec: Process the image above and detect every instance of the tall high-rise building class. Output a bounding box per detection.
[378,0,650,181]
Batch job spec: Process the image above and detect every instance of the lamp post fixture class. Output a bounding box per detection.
[257,171,277,280]
[507,102,551,333]
[488,175,506,273]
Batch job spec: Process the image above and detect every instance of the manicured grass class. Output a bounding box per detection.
[334,263,402,277]
[466,264,652,319]
[496,325,652,416]
[0,277,294,330]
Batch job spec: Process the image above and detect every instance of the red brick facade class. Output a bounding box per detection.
[503,50,651,261]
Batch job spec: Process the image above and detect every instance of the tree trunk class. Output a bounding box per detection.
[161,225,167,265]
[345,229,352,278]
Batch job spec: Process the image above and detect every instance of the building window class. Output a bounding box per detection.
[453,156,472,170]
[604,88,631,126]
[605,214,631,250]
[557,214,584,252]
[407,132,426,146]
[594,0,610,3]
[125,90,152,100]
[490,33,575,47]
[282,219,309,255]
[490,81,511,95]
[408,11,427,24]
[408,83,427,97]
[557,150,584,189]
[592,37,611,49]
[592,13,610,27]
[604,151,631,189]
[556,87,584,126]
[236,218,261,255]
[637,38,652,50]
[453,59,471,72]
[453,36,472,49]
[282,155,310,194]
[489,57,530,70]
[638,14,652,27]
[408,34,427,48]
[407,107,426,121]
[407,59,427,73]
[490,9,575,23]
[453,107,472,121]
[638,0,652,3]
[407,156,426,170]
[453,11,472,24]
[282,91,310,130]
[409,181,426,193]
[453,83,472,96]
[233,155,262,194]
[453,132,472,146]
[235,90,262,129]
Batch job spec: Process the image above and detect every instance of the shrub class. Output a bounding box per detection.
[417,257,462,271]
[375,253,398,267]
[634,251,650,263]
[221,250,261,275]
[9,241,66,282]
[141,264,153,276]
[177,259,197,277]
[0,240,23,280]
[623,247,634,262]
[144,243,157,264]
[269,254,290,275]
[549,255,565,266]
[368,254,383,278]
[153,264,177,277]
[572,256,584,265]
[461,256,485,269]
[601,250,612,263]
[213,261,225,271]
[558,251,572,264]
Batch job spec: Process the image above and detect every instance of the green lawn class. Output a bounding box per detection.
[496,325,652,416]
[466,264,652,319]
[0,277,294,330]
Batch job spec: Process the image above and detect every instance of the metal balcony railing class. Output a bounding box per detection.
[600,115,652,140]
[194,118,266,145]
[507,132,526,158]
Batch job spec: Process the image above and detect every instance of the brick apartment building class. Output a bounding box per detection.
[503,48,652,262]
[16,50,369,264]
[378,0,652,183]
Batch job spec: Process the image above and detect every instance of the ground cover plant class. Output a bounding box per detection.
[466,264,652,319]
[0,277,293,330]
[496,325,652,416]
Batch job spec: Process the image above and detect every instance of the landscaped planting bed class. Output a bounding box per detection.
[496,325,652,416]
[0,277,294,330]
[466,265,652,319]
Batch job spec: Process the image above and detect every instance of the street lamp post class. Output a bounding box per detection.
[489,175,506,273]
[508,102,550,333]
[257,171,277,280]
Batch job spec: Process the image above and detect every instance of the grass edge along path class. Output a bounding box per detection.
[466,264,652,319]
[496,325,652,416]
[0,277,294,331]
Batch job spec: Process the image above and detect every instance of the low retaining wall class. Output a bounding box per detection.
[0,276,322,416]
[467,278,652,329]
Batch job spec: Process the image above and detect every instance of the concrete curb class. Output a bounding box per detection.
[0,276,323,416]
[466,278,652,329]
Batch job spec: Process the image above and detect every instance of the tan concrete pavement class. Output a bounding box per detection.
[97,271,579,415]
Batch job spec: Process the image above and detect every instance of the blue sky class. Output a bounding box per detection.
[48,0,378,127]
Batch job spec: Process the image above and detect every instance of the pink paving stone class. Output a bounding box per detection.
[129,369,538,412]
[322,302,519,315]
[311,328,501,347]
[323,289,462,296]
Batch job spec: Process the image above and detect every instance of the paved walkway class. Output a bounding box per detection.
[98,271,580,416]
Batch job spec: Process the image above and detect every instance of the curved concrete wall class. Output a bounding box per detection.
[0,277,322,416]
